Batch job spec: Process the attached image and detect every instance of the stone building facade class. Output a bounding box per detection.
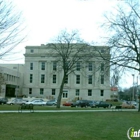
[22,44,111,101]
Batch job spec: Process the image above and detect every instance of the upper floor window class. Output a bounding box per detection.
[41,74,45,83]
[101,63,104,72]
[88,89,92,96]
[30,63,33,70]
[41,62,45,70]
[88,75,92,84]
[53,75,56,83]
[64,75,68,84]
[53,62,57,71]
[76,62,80,71]
[76,75,80,84]
[101,75,104,84]
[40,88,44,95]
[88,62,92,71]
[30,49,34,53]
[30,74,33,83]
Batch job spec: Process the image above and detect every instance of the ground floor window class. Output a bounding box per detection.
[88,89,92,96]
[29,88,32,94]
[100,90,104,96]
[75,89,80,96]
[63,91,68,98]
[52,89,55,95]
[40,88,44,95]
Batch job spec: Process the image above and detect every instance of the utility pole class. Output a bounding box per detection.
[132,74,135,101]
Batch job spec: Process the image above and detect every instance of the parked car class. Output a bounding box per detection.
[63,101,73,106]
[46,99,57,106]
[0,98,8,104]
[25,99,46,106]
[121,102,136,109]
[7,98,28,105]
[95,101,112,108]
[71,100,90,107]
[88,100,97,108]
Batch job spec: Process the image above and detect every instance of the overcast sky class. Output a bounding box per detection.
[2,0,122,63]
[1,0,135,88]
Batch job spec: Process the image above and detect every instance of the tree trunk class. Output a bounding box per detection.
[56,74,66,108]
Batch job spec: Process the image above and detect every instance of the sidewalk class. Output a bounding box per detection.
[0,109,138,113]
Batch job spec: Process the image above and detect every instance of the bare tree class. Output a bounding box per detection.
[0,0,26,59]
[100,0,140,111]
[49,30,90,108]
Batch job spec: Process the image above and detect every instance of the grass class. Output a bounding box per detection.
[0,105,140,140]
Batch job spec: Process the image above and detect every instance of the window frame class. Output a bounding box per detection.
[30,74,33,83]
[53,74,56,83]
[76,75,80,84]
[41,74,45,83]
[88,89,92,96]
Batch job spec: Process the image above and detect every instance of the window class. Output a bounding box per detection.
[52,89,56,95]
[101,63,104,71]
[41,62,45,70]
[40,88,44,95]
[30,49,34,53]
[88,89,92,96]
[41,74,45,83]
[75,89,80,96]
[53,75,56,83]
[65,75,68,84]
[101,75,104,84]
[76,75,80,84]
[30,63,33,70]
[30,74,33,83]
[88,62,92,71]
[63,91,68,98]
[53,62,57,71]
[100,90,104,96]
[29,88,32,94]
[76,62,80,71]
[88,75,92,84]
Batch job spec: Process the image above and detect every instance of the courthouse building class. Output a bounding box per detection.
[22,43,112,101]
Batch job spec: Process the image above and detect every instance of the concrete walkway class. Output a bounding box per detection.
[0,109,138,113]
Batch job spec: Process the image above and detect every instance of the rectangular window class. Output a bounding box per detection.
[30,63,33,70]
[30,74,33,83]
[101,75,104,84]
[88,75,92,84]
[65,75,68,84]
[100,90,104,96]
[75,89,80,96]
[53,62,57,71]
[76,75,80,84]
[41,74,45,83]
[40,88,44,95]
[29,88,32,94]
[52,89,56,95]
[101,63,104,71]
[53,75,56,83]
[41,62,45,70]
[88,89,92,96]
[30,49,34,53]
[76,62,80,71]
[63,91,68,98]
[88,62,92,71]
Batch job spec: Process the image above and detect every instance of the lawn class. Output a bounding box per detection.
[0,110,140,140]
